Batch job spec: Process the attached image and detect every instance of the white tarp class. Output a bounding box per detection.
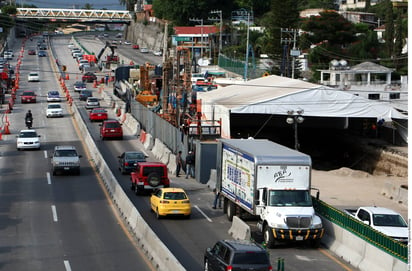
[198,75,407,138]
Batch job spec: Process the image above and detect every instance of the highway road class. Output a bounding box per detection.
[53,34,359,271]
[0,36,153,271]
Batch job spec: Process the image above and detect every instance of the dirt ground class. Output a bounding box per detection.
[312,167,408,220]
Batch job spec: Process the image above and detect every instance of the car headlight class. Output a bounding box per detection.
[311,222,323,229]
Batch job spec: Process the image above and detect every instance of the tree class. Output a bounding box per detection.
[262,0,299,75]
[82,3,94,10]
[383,0,394,57]
[118,0,136,11]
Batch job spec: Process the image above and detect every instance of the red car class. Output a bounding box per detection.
[132,44,140,49]
[28,49,36,55]
[100,120,123,140]
[82,72,97,83]
[89,108,108,122]
[21,91,37,103]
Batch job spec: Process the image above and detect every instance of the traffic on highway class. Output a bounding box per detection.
[1,32,403,271]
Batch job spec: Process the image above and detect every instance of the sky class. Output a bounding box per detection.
[17,0,126,10]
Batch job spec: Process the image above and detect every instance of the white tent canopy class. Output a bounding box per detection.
[198,75,407,138]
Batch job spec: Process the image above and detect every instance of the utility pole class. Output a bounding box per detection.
[280,28,299,78]
[189,18,204,61]
[209,10,222,53]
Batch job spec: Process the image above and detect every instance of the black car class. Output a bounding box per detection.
[118,151,148,174]
[204,240,272,271]
[82,72,97,83]
[79,89,93,101]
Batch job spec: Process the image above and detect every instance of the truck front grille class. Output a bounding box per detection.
[286,216,311,228]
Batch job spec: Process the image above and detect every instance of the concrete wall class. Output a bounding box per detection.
[125,20,164,51]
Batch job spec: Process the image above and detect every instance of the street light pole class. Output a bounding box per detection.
[244,11,250,81]
[286,110,304,150]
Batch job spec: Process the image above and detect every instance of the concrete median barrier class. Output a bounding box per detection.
[70,100,185,271]
[229,216,251,240]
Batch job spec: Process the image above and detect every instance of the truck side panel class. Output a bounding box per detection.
[220,144,255,213]
[256,165,311,190]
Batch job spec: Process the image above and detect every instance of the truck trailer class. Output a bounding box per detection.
[216,138,324,247]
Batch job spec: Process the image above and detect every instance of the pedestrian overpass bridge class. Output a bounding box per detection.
[16,8,132,22]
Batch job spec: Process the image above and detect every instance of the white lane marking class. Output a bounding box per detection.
[51,205,58,222]
[44,150,48,159]
[194,205,213,222]
[46,172,51,184]
[64,260,72,271]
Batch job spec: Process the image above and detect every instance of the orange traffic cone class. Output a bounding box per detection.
[65,74,69,80]
[93,80,97,88]
[4,123,10,135]
[0,130,2,140]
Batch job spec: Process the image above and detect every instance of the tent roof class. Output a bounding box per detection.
[198,75,407,120]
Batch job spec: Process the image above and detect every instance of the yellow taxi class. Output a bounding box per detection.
[150,188,191,219]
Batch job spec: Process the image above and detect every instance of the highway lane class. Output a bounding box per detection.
[68,35,359,271]
[0,37,153,271]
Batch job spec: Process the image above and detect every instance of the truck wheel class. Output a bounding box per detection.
[226,201,235,221]
[147,172,161,187]
[264,226,275,248]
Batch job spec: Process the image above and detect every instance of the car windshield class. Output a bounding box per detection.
[81,91,92,95]
[54,150,77,157]
[232,252,269,265]
[19,131,37,138]
[92,109,106,113]
[88,98,98,102]
[373,214,408,227]
[23,92,35,96]
[49,91,58,96]
[268,190,312,207]
[126,152,145,160]
[29,72,38,76]
[105,122,120,128]
[48,104,61,109]
[163,192,187,200]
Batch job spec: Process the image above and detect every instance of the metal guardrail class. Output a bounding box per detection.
[313,197,408,263]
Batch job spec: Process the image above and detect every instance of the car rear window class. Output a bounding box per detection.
[55,150,77,157]
[20,131,37,137]
[232,252,269,265]
[105,122,120,128]
[163,192,187,200]
[126,153,145,160]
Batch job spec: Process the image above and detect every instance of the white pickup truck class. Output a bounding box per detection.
[345,206,408,244]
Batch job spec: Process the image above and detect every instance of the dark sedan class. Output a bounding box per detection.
[118,151,147,174]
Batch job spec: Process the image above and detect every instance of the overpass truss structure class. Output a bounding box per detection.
[16,8,133,22]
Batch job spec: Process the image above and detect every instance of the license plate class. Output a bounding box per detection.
[296,236,303,241]
[110,129,115,132]
[98,114,102,116]
[172,210,180,214]
[64,167,70,170]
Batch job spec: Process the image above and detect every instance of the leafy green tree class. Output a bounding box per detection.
[383,0,394,57]
[298,0,336,10]
[82,3,94,9]
[118,0,136,11]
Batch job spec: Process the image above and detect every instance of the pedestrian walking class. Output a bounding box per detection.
[212,183,222,209]
[185,151,195,179]
[176,151,183,177]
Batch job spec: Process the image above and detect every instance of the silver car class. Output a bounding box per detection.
[51,145,82,175]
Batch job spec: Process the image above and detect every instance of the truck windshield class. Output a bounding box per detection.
[268,190,312,207]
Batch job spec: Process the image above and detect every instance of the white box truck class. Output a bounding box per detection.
[216,138,324,247]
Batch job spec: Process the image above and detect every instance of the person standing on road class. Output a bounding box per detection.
[176,151,183,177]
[185,151,195,179]
[212,183,222,209]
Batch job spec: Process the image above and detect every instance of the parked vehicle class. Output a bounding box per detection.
[204,240,272,271]
[150,187,192,219]
[216,138,324,248]
[51,145,82,175]
[99,120,123,140]
[130,162,170,194]
[344,206,408,244]
[118,151,147,174]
